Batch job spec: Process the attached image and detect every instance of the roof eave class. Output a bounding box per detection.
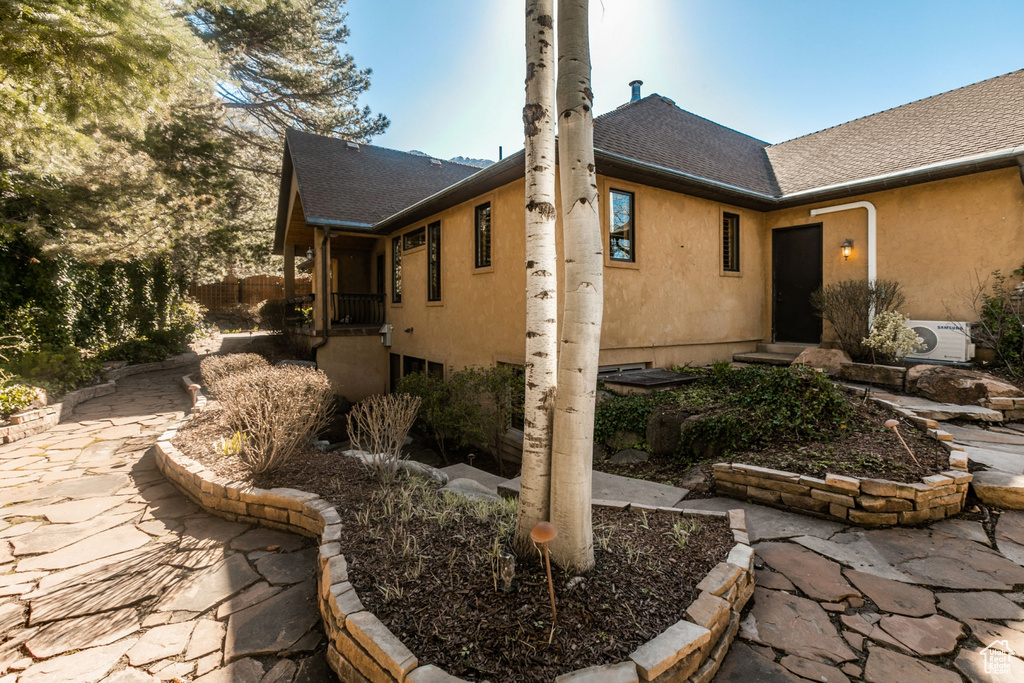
[271,138,295,256]
[369,150,526,234]
[773,144,1024,209]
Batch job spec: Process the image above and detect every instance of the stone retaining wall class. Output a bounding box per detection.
[159,376,754,683]
[0,381,116,443]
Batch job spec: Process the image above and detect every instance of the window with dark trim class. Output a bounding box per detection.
[474,202,492,268]
[403,355,425,377]
[609,189,635,262]
[427,220,441,301]
[723,212,740,272]
[403,227,426,250]
[391,236,402,303]
[427,361,444,379]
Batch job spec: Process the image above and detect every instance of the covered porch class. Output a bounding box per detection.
[281,192,388,332]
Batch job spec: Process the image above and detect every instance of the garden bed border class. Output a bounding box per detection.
[712,395,973,526]
[157,375,754,683]
[0,351,199,444]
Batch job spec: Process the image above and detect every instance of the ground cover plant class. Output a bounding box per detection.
[171,413,733,681]
[595,364,949,484]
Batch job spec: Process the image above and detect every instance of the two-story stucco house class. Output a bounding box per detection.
[273,70,1024,403]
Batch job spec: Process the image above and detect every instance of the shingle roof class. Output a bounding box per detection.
[594,95,782,196]
[286,129,479,226]
[766,69,1024,195]
[277,70,1024,244]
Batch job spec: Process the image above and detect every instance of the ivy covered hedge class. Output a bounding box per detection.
[0,228,206,397]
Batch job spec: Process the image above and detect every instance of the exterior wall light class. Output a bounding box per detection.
[378,323,392,347]
[841,239,854,261]
[305,247,314,261]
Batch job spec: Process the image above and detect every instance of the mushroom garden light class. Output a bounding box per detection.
[530,521,558,639]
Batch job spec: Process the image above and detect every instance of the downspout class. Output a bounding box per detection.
[806,200,880,325]
[312,227,331,352]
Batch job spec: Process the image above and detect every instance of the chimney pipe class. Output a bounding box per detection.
[629,80,643,102]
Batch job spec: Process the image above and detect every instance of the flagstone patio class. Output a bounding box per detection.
[0,363,324,683]
[3,342,1024,682]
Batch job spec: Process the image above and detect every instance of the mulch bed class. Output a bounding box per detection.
[599,398,951,486]
[173,413,735,681]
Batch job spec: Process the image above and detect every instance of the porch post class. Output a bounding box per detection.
[283,243,295,299]
[312,227,332,331]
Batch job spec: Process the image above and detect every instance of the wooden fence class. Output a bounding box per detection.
[188,275,312,313]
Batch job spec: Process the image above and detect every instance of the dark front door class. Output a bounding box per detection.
[773,224,822,344]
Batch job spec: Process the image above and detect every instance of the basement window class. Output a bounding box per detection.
[609,189,635,262]
[723,213,740,272]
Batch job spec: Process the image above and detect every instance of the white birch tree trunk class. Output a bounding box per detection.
[549,0,601,572]
[515,0,559,553]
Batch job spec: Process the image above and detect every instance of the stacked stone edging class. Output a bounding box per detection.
[159,375,754,683]
[0,350,198,444]
[713,459,972,526]
[981,396,1024,421]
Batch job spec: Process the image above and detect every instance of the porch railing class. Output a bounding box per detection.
[332,292,385,326]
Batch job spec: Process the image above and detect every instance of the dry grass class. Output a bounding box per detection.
[216,365,333,474]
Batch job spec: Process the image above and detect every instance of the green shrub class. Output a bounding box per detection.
[2,347,102,397]
[0,372,36,419]
[972,266,1024,375]
[668,365,851,462]
[399,369,482,464]
[594,391,675,448]
[258,299,287,333]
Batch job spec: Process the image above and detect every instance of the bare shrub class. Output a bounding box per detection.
[810,279,905,361]
[950,268,1024,375]
[347,394,421,482]
[217,365,333,474]
[200,353,269,395]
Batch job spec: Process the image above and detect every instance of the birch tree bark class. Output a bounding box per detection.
[515,0,560,553]
[549,0,601,572]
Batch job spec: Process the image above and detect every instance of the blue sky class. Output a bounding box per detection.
[344,0,1024,162]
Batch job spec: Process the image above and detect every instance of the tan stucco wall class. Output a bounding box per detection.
[762,167,1024,342]
[316,333,389,402]
[382,171,766,377]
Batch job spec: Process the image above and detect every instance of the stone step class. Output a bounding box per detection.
[732,352,797,366]
[439,464,508,493]
[963,445,1024,475]
[499,470,688,508]
[757,343,817,356]
[971,471,1024,509]
[871,396,1004,423]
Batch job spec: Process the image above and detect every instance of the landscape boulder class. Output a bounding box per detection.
[906,364,1023,405]
[792,348,852,376]
[645,403,694,456]
[608,448,649,465]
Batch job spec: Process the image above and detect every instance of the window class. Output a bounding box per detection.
[609,189,635,262]
[403,355,426,377]
[403,227,426,250]
[427,220,441,302]
[391,236,402,303]
[427,361,445,379]
[474,203,492,268]
[723,212,740,272]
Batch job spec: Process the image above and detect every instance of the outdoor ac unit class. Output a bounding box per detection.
[904,320,975,363]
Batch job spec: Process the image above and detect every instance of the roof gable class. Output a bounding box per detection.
[285,130,479,227]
